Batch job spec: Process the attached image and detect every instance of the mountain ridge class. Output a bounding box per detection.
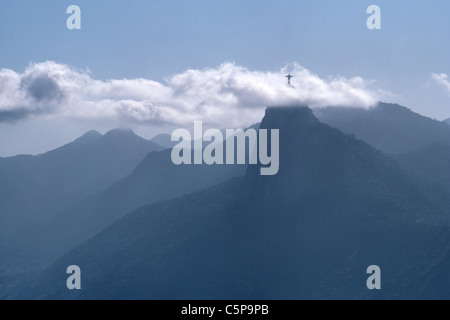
[25,106,450,300]
[315,102,450,154]
[4,146,246,269]
[0,129,164,235]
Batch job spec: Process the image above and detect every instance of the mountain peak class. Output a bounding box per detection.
[101,128,164,151]
[262,106,318,129]
[75,130,102,144]
[102,128,144,143]
[104,128,136,137]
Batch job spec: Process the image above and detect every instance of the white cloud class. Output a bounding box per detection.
[431,73,450,93]
[0,61,380,127]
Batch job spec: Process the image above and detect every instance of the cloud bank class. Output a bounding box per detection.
[432,73,450,93]
[0,62,380,127]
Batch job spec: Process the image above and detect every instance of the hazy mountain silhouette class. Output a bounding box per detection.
[5,147,246,269]
[150,134,177,149]
[26,107,450,300]
[316,102,450,219]
[392,144,450,192]
[0,129,164,235]
[315,102,450,154]
[150,125,261,150]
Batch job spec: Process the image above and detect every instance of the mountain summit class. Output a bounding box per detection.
[74,130,102,144]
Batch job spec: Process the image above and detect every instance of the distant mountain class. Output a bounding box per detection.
[315,102,450,154]
[150,124,261,150]
[150,134,177,149]
[444,119,450,125]
[5,148,246,268]
[0,129,164,235]
[392,144,450,192]
[26,107,450,300]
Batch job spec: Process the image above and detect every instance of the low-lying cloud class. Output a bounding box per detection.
[432,73,450,93]
[0,61,380,127]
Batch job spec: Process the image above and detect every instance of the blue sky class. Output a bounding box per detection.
[0,0,449,156]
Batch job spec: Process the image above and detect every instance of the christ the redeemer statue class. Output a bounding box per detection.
[286,74,293,86]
